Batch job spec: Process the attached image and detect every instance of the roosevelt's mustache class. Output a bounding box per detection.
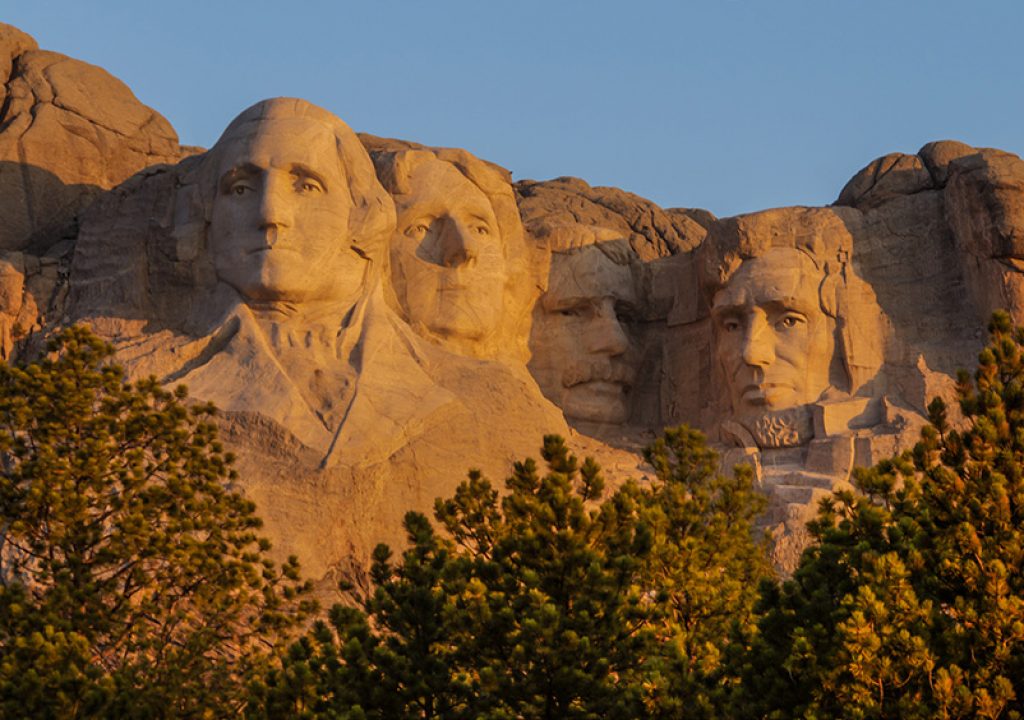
[562,360,636,389]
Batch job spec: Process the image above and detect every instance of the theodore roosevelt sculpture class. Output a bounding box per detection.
[529,230,640,429]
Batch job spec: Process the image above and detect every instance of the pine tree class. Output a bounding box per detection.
[731,311,1024,719]
[255,429,772,719]
[0,326,312,719]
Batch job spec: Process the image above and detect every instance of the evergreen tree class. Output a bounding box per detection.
[643,426,773,717]
[255,429,772,719]
[0,327,312,719]
[731,311,1024,719]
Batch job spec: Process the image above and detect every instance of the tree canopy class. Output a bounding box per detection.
[252,429,772,719]
[730,311,1024,719]
[0,327,312,719]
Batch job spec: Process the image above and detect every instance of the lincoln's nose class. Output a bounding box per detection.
[741,312,775,368]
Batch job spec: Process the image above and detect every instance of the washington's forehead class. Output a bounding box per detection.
[218,117,341,175]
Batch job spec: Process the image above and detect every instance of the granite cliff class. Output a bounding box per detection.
[4,23,1023,580]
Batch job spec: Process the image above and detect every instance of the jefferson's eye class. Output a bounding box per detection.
[404,223,431,240]
[722,319,741,332]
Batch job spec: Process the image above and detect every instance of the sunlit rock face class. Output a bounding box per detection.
[8,21,1024,579]
[367,141,543,365]
[64,98,572,602]
[529,229,641,430]
[0,23,189,360]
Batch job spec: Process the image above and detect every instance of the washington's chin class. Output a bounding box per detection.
[563,381,629,424]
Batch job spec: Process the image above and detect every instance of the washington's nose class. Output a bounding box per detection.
[257,175,293,232]
[439,218,479,268]
[741,313,775,367]
[585,301,630,356]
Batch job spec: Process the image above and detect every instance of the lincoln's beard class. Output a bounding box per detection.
[734,405,814,449]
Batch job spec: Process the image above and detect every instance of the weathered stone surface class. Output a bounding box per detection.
[836,152,934,210]
[944,148,1024,324]
[528,230,642,432]
[919,140,977,186]
[10,22,1024,580]
[516,175,710,261]
[68,99,577,600]
[0,24,194,358]
[0,25,186,254]
[367,141,543,363]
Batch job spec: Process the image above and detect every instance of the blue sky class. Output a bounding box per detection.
[5,1,1022,217]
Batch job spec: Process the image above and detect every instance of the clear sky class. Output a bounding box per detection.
[5,1,1022,217]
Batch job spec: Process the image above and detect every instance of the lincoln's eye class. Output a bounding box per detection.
[776,313,805,330]
[230,182,253,196]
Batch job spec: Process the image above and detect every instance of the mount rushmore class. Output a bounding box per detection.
[3,23,1023,581]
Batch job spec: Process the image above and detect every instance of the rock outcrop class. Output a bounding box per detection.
[0,23,192,357]
[3,23,1024,580]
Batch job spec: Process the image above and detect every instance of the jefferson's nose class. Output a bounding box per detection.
[438,218,480,268]
[258,174,293,231]
[741,313,775,367]
[584,300,629,356]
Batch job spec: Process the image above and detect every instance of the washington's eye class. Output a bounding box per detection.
[776,313,806,330]
[295,177,325,194]
[473,224,491,236]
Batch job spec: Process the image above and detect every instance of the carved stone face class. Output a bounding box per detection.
[711,247,834,417]
[529,246,638,424]
[390,159,507,344]
[209,116,363,304]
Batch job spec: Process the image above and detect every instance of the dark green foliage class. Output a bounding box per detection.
[254,429,772,719]
[643,426,773,716]
[0,326,312,719]
[733,311,1024,719]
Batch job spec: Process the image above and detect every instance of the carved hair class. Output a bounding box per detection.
[698,206,884,396]
[369,146,527,268]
